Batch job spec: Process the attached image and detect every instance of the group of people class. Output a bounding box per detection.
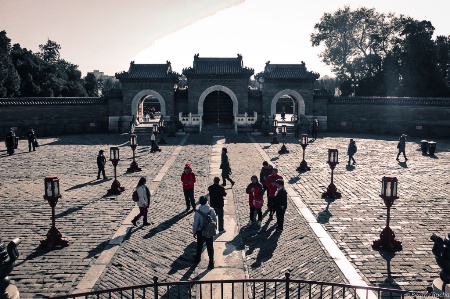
[4,127,38,156]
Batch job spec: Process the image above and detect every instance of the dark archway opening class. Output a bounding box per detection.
[203,91,233,124]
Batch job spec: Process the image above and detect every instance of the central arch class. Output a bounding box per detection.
[131,90,166,123]
[270,89,305,117]
[198,85,238,117]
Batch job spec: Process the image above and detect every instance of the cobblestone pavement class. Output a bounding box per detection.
[1,131,449,297]
[253,132,450,291]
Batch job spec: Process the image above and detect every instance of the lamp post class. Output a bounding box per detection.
[127,134,141,172]
[158,117,167,145]
[351,78,359,97]
[40,176,69,248]
[322,149,341,198]
[297,134,311,171]
[372,177,402,251]
[278,125,289,154]
[271,118,279,144]
[108,147,125,194]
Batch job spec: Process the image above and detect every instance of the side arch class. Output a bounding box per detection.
[198,85,238,116]
[270,89,305,116]
[131,90,166,122]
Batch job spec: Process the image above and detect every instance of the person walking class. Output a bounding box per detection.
[347,139,357,165]
[131,177,151,227]
[265,168,283,220]
[193,196,217,268]
[294,121,300,138]
[274,179,287,232]
[5,128,15,156]
[312,118,319,140]
[246,175,264,226]
[96,150,108,180]
[220,147,235,187]
[27,128,36,152]
[396,134,408,161]
[181,163,196,211]
[208,177,227,233]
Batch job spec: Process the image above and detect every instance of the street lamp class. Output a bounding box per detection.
[322,149,341,198]
[127,134,141,172]
[40,175,69,248]
[158,117,167,145]
[278,125,289,154]
[372,177,402,251]
[351,78,359,96]
[108,147,125,194]
[271,118,279,144]
[296,134,311,171]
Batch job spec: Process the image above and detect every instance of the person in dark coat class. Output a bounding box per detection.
[396,134,408,161]
[259,161,273,191]
[208,177,227,233]
[5,128,15,156]
[96,150,107,180]
[312,118,319,140]
[246,175,264,227]
[181,163,196,211]
[27,128,36,152]
[347,139,357,165]
[274,179,288,232]
[220,148,235,187]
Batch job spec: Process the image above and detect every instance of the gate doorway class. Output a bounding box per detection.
[203,90,233,124]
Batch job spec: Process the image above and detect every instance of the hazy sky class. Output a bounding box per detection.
[2,0,449,78]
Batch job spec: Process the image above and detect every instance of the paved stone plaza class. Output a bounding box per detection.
[1,131,449,298]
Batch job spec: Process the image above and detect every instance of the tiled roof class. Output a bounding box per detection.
[0,97,106,106]
[255,62,319,80]
[183,54,254,76]
[116,61,179,80]
[103,89,123,99]
[330,97,450,106]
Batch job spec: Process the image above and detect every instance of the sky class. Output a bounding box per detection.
[1,0,449,78]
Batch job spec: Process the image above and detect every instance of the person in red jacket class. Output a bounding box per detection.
[181,163,196,211]
[246,175,264,227]
[265,168,283,220]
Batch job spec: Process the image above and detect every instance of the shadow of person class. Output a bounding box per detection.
[143,213,188,239]
[398,161,408,168]
[65,179,105,191]
[168,241,198,275]
[346,164,355,171]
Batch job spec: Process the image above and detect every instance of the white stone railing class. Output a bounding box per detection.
[234,111,258,126]
[179,112,202,126]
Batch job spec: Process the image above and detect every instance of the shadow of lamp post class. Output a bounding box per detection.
[297,134,310,171]
[372,176,402,251]
[40,176,69,249]
[127,134,141,172]
[271,118,279,144]
[322,149,341,198]
[278,125,289,154]
[108,147,125,195]
[0,237,20,298]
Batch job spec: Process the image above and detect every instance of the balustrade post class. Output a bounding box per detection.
[285,272,290,299]
[153,276,158,299]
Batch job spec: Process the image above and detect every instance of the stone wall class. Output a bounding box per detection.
[0,98,109,137]
[327,97,450,137]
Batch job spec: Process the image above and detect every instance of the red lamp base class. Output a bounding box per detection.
[278,144,289,154]
[127,161,142,172]
[108,179,125,195]
[322,183,341,198]
[40,226,69,249]
[297,160,310,171]
[372,226,403,251]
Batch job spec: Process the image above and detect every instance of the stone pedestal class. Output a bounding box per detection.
[433,278,450,298]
